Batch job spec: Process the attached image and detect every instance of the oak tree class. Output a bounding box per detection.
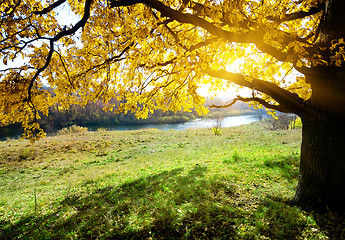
[1,0,344,212]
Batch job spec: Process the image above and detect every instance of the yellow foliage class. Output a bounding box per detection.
[0,0,327,140]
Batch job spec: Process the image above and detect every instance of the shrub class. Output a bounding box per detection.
[212,114,223,136]
[268,114,298,130]
[212,127,221,136]
[294,117,302,128]
[56,125,88,135]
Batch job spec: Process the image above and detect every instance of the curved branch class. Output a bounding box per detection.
[188,37,219,51]
[26,41,55,102]
[26,0,93,102]
[110,0,289,62]
[209,96,288,113]
[51,1,91,42]
[267,2,325,23]
[33,0,67,15]
[111,0,237,40]
[204,68,307,115]
[71,43,132,80]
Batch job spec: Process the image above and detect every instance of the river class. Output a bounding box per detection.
[87,114,259,131]
[0,115,259,140]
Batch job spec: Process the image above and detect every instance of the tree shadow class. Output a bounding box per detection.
[0,165,239,239]
[261,154,345,239]
[311,211,345,239]
[256,197,345,239]
[252,198,317,239]
[2,163,343,239]
[264,153,300,183]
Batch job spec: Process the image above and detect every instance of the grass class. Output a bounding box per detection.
[0,122,344,239]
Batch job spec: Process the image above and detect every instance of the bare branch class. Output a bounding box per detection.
[209,96,288,112]
[138,57,178,68]
[267,2,325,23]
[0,66,34,73]
[33,0,67,15]
[204,68,307,115]
[54,50,74,89]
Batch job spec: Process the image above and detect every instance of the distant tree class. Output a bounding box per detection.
[290,114,298,129]
[1,0,345,211]
[212,112,223,135]
[268,113,294,130]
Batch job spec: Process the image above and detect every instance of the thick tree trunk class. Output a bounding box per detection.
[294,0,345,211]
[292,113,345,212]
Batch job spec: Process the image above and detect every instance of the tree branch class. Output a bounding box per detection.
[188,37,219,51]
[267,2,325,23]
[204,68,307,115]
[33,0,67,15]
[111,0,251,42]
[26,0,93,102]
[110,0,289,62]
[54,50,74,89]
[71,43,133,80]
[209,96,287,112]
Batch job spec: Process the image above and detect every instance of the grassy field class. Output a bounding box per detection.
[0,122,344,239]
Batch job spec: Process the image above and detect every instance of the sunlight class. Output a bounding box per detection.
[197,83,252,100]
[197,58,252,100]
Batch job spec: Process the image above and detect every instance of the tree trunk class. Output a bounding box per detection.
[293,0,345,212]
[292,114,345,212]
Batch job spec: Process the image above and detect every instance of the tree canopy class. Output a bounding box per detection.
[0,0,338,140]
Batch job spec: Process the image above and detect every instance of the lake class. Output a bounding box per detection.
[0,115,259,141]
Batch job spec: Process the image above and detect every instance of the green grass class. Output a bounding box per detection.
[0,122,343,239]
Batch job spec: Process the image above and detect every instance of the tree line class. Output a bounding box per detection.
[0,93,257,134]
[41,96,257,132]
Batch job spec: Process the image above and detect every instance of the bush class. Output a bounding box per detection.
[294,117,302,128]
[212,127,221,136]
[56,125,88,135]
[212,114,223,136]
[268,114,298,130]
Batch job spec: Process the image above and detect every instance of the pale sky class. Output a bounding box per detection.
[196,58,252,99]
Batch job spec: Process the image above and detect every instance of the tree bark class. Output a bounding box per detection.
[291,0,345,213]
[292,64,345,213]
[292,109,345,212]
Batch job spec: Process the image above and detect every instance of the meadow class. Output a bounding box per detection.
[0,122,344,239]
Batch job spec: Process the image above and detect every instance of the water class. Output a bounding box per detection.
[0,126,23,141]
[88,115,259,131]
[0,115,259,140]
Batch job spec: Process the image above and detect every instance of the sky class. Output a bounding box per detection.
[54,2,79,26]
[196,58,252,99]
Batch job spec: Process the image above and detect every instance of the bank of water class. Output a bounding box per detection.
[0,115,259,141]
[87,115,259,131]
[0,126,23,141]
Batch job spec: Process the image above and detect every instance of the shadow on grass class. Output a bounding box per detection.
[1,164,344,239]
[264,153,300,183]
[312,212,345,239]
[1,165,238,239]
[255,198,345,239]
